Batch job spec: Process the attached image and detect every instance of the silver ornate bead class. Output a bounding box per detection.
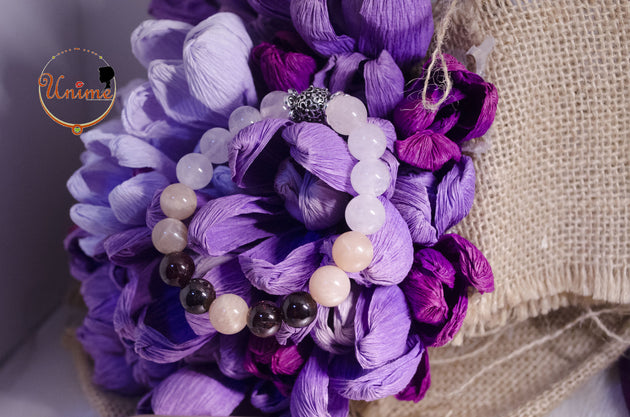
[286,85,331,123]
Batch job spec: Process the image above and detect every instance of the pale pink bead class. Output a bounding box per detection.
[160,183,197,220]
[208,294,249,335]
[325,94,368,135]
[151,218,188,254]
[332,231,374,272]
[309,265,351,307]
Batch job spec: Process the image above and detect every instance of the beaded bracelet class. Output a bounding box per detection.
[151,87,390,338]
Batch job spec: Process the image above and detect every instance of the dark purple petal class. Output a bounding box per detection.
[130,355,179,389]
[391,168,437,245]
[252,42,317,92]
[251,380,291,414]
[271,343,308,376]
[64,228,102,282]
[290,348,330,417]
[434,233,494,293]
[247,0,291,20]
[216,332,251,380]
[150,367,247,415]
[290,0,355,57]
[395,131,461,172]
[131,19,192,68]
[416,282,468,347]
[435,156,475,236]
[393,92,439,137]
[363,50,404,117]
[354,285,411,369]
[395,346,431,402]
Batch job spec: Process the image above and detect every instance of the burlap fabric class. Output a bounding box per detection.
[68,0,630,416]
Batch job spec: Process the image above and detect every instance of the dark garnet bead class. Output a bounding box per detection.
[281,291,317,328]
[180,279,215,314]
[159,252,195,288]
[247,301,282,338]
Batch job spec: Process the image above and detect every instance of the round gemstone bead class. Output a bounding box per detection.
[159,252,195,287]
[345,195,386,235]
[176,153,214,190]
[180,278,215,314]
[152,218,188,254]
[260,91,291,119]
[325,94,368,135]
[282,292,317,328]
[200,128,232,164]
[309,265,351,307]
[347,123,387,160]
[160,183,197,220]
[209,294,249,335]
[228,106,262,133]
[350,159,391,196]
[247,300,282,338]
[332,231,374,272]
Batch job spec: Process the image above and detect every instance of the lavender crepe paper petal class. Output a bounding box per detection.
[395,130,462,172]
[64,228,102,282]
[313,53,367,101]
[376,150,399,200]
[229,118,293,192]
[328,389,350,417]
[299,172,351,230]
[183,13,258,116]
[67,159,132,205]
[247,0,291,20]
[435,156,476,237]
[354,285,411,369]
[275,300,318,345]
[80,119,126,157]
[356,0,433,68]
[312,286,358,355]
[216,332,251,380]
[104,227,156,268]
[290,347,331,417]
[434,233,494,294]
[185,258,255,335]
[391,168,437,246]
[401,248,455,326]
[283,122,354,194]
[363,50,404,117]
[290,0,355,57]
[367,117,396,152]
[252,42,317,92]
[395,346,431,402]
[131,19,192,68]
[109,135,177,181]
[70,204,127,236]
[149,367,247,416]
[251,380,291,414]
[188,193,286,256]
[129,354,179,389]
[108,171,170,225]
[148,59,219,129]
[211,165,241,196]
[78,236,107,257]
[329,333,424,401]
[275,158,307,225]
[239,230,325,295]
[148,0,218,25]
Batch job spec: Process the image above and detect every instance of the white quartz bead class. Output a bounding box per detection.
[325,94,368,135]
[332,231,374,272]
[260,91,291,119]
[152,218,188,254]
[228,106,262,133]
[348,123,387,160]
[160,183,197,220]
[200,128,232,164]
[350,159,390,196]
[176,153,214,190]
[309,265,351,307]
[209,294,249,335]
[345,195,386,235]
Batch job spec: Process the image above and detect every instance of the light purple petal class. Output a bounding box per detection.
[70,204,127,236]
[363,50,404,117]
[109,135,177,181]
[354,285,411,369]
[131,19,192,68]
[435,156,475,236]
[80,119,126,157]
[290,348,330,417]
[108,171,170,225]
[299,172,351,230]
[216,332,250,380]
[67,159,132,205]
[312,287,357,355]
[313,53,366,98]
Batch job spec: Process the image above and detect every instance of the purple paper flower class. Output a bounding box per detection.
[393,54,498,171]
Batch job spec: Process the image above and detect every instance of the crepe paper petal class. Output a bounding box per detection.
[395,346,431,402]
[329,333,424,401]
[130,355,179,389]
[148,0,218,25]
[104,227,156,268]
[78,235,107,257]
[80,119,126,157]
[131,19,192,68]
[354,285,411,369]
[299,171,351,230]
[183,13,257,118]
[313,53,367,101]
[108,171,170,225]
[363,50,404,117]
[216,332,251,380]
[391,168,438,246]
[150,367,247,416]
[109,135,177,181]
[290,347,331,417]
[283,122,354,194]
[435,156,475,236]
[395,130,462,172]
[274,158,307,224]
[367,117,396,152]
[290,0,355,57]
[79,264,120,323]
[239,229,325,295]
[312,287,357,355]
[275,308,318,346]
[211,165,241,196]
[252,42,317,92]
[418,282,468,347]
[434,233,494,294]
[271,343,309,376]
[70,204,127,236]
[393,93,439,138]
[251,380,291,414]
[67,159,132,205]
[64,228,101,283]
[247,0,291,20]
[229,118,293,193]
[188,193,287,256]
